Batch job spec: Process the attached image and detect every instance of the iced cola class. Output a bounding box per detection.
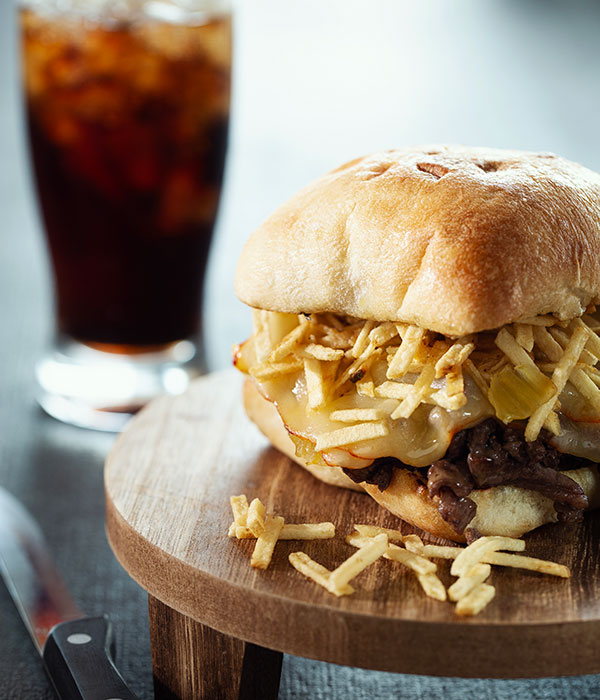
[21,2,231,350]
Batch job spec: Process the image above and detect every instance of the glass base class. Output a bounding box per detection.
[36,337,202,431]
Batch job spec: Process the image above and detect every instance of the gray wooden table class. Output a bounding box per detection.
[2,1,600,697]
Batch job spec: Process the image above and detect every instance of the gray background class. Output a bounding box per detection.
[2,0,600,697]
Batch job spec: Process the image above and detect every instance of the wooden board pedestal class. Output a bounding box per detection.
[105,371,600,699]
[148,597,282,700]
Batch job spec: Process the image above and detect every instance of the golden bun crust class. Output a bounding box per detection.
[235,145,600,336]
[243,379,600,542]
[242,379,363,491]
[362,473,462,541]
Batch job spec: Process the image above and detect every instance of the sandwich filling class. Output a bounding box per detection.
[234,309,600,533]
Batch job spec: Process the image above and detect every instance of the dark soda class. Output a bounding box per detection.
[21,6,231,350]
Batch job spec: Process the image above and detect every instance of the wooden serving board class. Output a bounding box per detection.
[105,370,600,691]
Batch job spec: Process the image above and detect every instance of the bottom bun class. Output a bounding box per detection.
[243,379,600,542]
[364,466,600,542]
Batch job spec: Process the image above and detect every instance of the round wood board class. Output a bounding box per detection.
[105,370,600,679]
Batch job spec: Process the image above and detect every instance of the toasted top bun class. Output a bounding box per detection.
[235,145,600,336]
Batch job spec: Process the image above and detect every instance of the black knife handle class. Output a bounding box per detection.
[42,615,139,700]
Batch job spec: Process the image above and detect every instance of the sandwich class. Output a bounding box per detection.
[233,145,600,542]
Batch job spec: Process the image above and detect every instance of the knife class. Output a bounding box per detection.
[0,486,140,700]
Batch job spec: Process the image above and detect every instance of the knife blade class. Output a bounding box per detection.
[0,486,139,700]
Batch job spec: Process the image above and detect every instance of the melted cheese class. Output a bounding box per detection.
[236,313,600,468]
[550,416,600,462]
[256,361,492,468]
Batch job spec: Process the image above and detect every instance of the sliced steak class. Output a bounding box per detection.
[342,457,396,492]
[428,418,589,533]
[427,459,473,498]
[343,418,591,535]
[512,466,588,511]
[437,488,477,534]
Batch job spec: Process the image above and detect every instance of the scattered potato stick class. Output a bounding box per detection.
[537,363,559,372]
[584,362,600,376]
[349,320,375,358]
[374,381,413,400]
[569,368,600,413]
[252,309,272,361]
[329,533,388,591]
[445,366,464,397]
[495,327,537,368]
[572,317,600,357]
[288,552,354,597]
[515,324,534,352]
[231,521,336,541]
[550,327,597,365]
[279,523,335,540]
[543,409,561,436]
[409,543,570,578]
[581,313,600,332]
[448,563,491,602]
[429,388,467,411]
[303,344,345,361]
[345,533,378,548]
[409,543,458,558]
[391,364,435,419]
[247,498,266,537]
[304,358,328,409]
[235,305,596,609]
[251,515,284,570]
[387,326,426,379]
[355,378,376,397]
[228,495,249,535]
[229,495,254,538]
[386,543,437,575]
[463,359,490,395]
[330,408,385,422]
[402,534,426,550]
[585,367,600,387]
[533,325,563,362]
[320,327,354,350]
[526,325,589,441]
[315,421,389,451]
[333,346,380,391]
[353,524,410,542]
[268,323,306,362]
[230,494,249,526]
[484,552,570,578]
[368,322,399,347]
[346,535,437,575]
[417,572,447,601]
[228,521,253,539]
[451,536,525,577]
[250,359,304,379]
[549,326,594,360]
[435,341,475,378]
[456,583,496,616]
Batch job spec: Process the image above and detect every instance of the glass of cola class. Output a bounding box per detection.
[20,0,231,430]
